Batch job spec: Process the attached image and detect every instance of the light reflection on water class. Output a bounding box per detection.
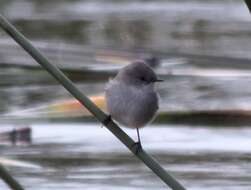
[1,124,251,189]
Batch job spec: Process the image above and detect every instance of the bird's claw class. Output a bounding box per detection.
[131,141,142,155]
[101,115,112,128]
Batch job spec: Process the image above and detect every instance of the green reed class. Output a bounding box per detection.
[0,164,24,190]
[244,0,251,12]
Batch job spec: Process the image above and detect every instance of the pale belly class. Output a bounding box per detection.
[105,83,159,128]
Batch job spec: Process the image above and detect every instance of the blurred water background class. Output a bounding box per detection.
[1,0,251,189]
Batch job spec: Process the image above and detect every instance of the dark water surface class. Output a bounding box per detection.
[1,1,251,190]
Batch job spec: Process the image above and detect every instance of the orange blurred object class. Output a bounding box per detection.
[45,94,107,117]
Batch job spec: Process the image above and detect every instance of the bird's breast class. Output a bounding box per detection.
[105,82,159,128]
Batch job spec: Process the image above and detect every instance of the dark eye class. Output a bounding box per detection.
[140,77,145,81]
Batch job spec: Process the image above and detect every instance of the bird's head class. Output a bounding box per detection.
[116,61,163,86]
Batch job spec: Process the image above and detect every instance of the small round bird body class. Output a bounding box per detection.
[106,81,158,128]
[105,61,160,129]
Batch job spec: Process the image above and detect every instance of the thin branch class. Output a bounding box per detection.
[0,164,25,190]
[244,0,251,13]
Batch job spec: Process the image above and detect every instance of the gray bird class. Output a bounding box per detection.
[105,61,162,152]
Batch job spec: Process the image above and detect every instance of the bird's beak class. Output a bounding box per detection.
[155,79,164,82]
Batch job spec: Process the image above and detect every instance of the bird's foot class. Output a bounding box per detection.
[101,115,112,128]
[131,141,142,155]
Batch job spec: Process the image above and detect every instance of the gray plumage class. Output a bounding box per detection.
[105,61,160,129]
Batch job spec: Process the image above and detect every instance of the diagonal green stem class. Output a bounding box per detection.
[0,164,25,190]
[244,0,251,13]
[0,14,186,190]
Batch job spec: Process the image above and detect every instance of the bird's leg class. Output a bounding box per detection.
[136,128,142,146]
[131,128,142,154]
[101,114,112,128]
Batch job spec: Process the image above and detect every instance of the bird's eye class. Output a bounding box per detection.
[140,77,145,81]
